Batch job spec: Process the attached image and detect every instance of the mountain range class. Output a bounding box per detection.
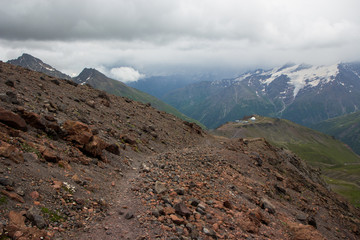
[7,53,204,128]
[162,62,360,129]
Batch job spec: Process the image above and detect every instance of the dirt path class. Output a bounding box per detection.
[64,155,153,240]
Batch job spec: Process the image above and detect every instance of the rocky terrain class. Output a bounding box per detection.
[0,61,360,239]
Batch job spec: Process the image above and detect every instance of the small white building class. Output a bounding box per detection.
[250,116,256,121]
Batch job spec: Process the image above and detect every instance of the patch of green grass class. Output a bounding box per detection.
[0,196,7,204]
[323,176,360,208]
[20,142,42,159]
[41,207,65,222]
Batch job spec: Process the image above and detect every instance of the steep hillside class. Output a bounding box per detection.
[312,111,360,155]
[213,116,360,206]
[74,68,205,129]
[0,62,360,239]
[164,63,360,129]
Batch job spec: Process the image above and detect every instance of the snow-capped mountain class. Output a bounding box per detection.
[164,62,360,128]
[7,53,72,80]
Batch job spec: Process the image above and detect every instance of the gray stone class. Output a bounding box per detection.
[124,212,134,220]
[0,177,13,186]
[260,198,276,214]
[154,181,167,194]
[26,207,47,229]
[203,226,217,238]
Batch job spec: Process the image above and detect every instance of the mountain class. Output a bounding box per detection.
[7,54,204,128]
[213,115,360,206]
[74,68,205,128]
[163,62,360,129]
[312,111,360,155]
[7,53,72,80]
[1,61,360,239]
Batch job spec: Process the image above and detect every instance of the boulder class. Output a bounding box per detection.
[0,107,27,131]
[84,135,108,158]
[26,207,47,229]
[42,148,59,163]
[20,111,46,130]
[63,120,93,145]
[0,141,24,163]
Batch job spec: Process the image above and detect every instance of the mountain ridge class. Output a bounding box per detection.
[7,53,205,128]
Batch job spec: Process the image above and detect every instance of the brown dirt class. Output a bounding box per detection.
[0,61,359,239]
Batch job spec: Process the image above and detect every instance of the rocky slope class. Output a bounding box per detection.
[0,61,360,239]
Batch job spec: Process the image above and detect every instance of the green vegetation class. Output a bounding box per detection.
[312,111,360,155]
[213,115,360,207]
[323,176,360,208]
[215,115,360,166]
[20,142,42,159]
[41,207,65,222]
[81,69,206,129]
[0,196,7,204]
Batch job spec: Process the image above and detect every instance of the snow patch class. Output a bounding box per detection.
[260,64,339,97]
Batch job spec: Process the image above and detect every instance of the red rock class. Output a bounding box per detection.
[21,111,46,129]
[53,180,62,189]
[170,214,185,225]
[163,206,175,215]
[288,221,325,240]
[63,120,93,145]
[0,107,27,131]
[0,141,24,163]
[1,189,25,203]
[42,148,59,162]
[29,191,40,200]
[8,211,26,227]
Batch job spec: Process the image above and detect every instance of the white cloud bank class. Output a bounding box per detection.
[110,67,145,82]
[0,0,360,76]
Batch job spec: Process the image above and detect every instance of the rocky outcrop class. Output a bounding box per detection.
[0,107,27,131]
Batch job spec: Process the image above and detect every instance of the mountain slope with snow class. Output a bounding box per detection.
[164,62,360,128]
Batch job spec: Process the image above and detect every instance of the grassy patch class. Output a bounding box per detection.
[20,142,42,159]
[324,176,360,208]
[0,196,7,204]
[41,207,65,222]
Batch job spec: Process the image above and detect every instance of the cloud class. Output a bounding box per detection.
[110,67,145,82]
[0,0,360,76]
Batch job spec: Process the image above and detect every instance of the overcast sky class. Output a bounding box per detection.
[1,0,360,81]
